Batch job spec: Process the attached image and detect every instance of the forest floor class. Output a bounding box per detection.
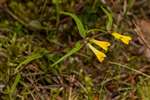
[0,0,150,100]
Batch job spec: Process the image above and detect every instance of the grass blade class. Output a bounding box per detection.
[52,0,62,26]
[51,41,83,67]
[124,0,135,15]
[109,61,150,79]
[9,74,21,99]
[137,78,150,100]
[101,6,113,31]
[15,49,48,73]
[60,11,87,38]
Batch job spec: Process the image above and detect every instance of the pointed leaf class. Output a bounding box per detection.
[60,11,87,38]
[51,41,83,67]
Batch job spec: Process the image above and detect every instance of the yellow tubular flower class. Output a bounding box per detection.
[88,43,106,62]
[112,32,132,45]
[120,35,132,45]
[91,39,111,51]
[112,32,122,39]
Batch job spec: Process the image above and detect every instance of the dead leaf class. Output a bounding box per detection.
[0,0,6,5]
[93,95,99,100]
[135,19,150,61]
[138,20,150,42]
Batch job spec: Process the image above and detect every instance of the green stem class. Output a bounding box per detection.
[86,28,107,34]
[56,1,60,27]
[109,61,150,79]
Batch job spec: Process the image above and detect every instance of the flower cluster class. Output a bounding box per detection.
[88,32,132,63]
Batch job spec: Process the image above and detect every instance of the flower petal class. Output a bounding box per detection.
[112,32,132,45]
[88,43,106,62]
[91,39,111,51]
[112,32,122,39]
[120,35,132,45]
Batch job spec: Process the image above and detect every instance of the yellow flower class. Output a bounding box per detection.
[88,43,106,62]
[112,32,132,45]
[90,39,111,51]
[120,36,132,45]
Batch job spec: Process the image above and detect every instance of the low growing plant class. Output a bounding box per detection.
[52,10,132,65]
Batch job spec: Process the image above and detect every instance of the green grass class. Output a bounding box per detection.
[0,0,150,100]
[137,78,150,100]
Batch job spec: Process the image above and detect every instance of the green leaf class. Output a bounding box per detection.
[101,6,113,31]
[51,41,83,67]
[10,74,21,93]
[60,11,87,38]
